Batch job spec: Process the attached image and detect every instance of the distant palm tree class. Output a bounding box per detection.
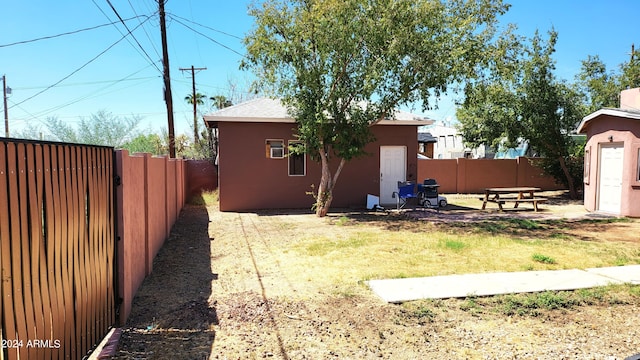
[185,92,207,142]
[185,92,207,105]
[210,95,233,110]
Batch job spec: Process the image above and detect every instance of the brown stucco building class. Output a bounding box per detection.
[577,88,640,217]
[203,98,433,211]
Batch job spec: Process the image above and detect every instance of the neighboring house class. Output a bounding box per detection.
[577,87,640,217]
[426,122,489,159]
[203,98,434,211]
[418,132,436,158]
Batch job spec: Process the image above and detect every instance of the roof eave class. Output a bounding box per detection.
[577,108,640,133]
[376,119,435,126]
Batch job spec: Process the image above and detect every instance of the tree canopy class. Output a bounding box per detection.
[37,110,142,148]
[457,30,587,198]
[243,0,511,216]
[577,48,640,113]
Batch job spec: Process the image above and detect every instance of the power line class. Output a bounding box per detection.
[168,15,246,58]
[105,0,161,73]
[92,0,162,74]
[11,76,158,90]
[9,18,154,110]
[168,13,243,40]
[0,15,150,48]
[127,0,162,59]
[28,64,161,119]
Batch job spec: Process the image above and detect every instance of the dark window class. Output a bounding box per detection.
[288,141,305,176]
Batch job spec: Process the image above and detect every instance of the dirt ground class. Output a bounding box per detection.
[111,194,640,360]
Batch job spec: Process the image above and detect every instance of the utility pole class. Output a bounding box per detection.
[179,65,207,144]
[3,75,8,137]
[159,0,176,158]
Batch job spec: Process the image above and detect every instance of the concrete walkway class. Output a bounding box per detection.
[367,265,640,303]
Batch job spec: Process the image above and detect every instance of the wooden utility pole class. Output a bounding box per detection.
[3,75,8,137]
[179,65,207,143]
[159,0,176,158]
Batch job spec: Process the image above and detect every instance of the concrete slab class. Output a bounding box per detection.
[367,268,629,303]
[586,265,640,284]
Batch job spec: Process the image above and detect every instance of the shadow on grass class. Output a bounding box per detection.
[324,205,633,243]
[113,194,217,359]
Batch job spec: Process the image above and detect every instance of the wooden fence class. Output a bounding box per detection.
[0,139,117,360]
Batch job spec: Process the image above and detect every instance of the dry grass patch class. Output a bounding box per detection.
[235,210,640,299]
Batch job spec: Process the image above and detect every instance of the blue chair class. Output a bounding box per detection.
[393,181,418,209]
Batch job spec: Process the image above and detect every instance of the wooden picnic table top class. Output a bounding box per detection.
[484,187,541,193]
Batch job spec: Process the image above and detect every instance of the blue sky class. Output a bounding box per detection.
[2,0,639,137]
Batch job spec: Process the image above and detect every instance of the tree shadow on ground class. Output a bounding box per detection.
[112,196,216,359]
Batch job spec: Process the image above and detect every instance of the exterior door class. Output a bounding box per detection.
[380,146,406,204]
[597,143,624,214]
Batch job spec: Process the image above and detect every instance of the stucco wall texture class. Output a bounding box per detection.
[418,157,562,194]
[216,122,418,211]
[116,150,187,324]
[582,115,640,217]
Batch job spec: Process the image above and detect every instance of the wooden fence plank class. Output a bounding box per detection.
[88,148,101,337]
[25,144,46,359]
[59,146,74,360]
[34,144,56,360]
[88,148,100,343]
[17,144,38,360]
[42,145,62,360]
[0,142,11,360]
[76,146,90,353]
[51,145,67,360]
[7,143,28,360]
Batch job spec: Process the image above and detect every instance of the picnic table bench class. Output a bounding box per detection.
[480,187,547,212]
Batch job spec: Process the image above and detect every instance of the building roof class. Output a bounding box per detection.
[576,108,640,134]
[418,132,437,143]
[203,97,434,126]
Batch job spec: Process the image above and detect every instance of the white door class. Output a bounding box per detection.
[597,143,624,214]
[380,146,406,204]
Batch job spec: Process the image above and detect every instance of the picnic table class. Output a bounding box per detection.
[480,187,547,212]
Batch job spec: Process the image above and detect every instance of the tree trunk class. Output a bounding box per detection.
[558,155,578,200]
[315,149,346,217]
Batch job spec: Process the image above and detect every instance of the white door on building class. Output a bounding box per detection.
[597,143,624,214]
[380,146,406,204]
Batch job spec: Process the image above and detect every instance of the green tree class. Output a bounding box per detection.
[45,110,142,147]
[619,48,640,90]
[121,133,165,155]
[457,30,587,199]
[11,119,48,141]
[577,47,640,113]
[243,0,510,216]
[576,55,620,113]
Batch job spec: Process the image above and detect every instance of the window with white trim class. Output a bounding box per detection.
[265,139,284,158]
[288,141,306,176]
